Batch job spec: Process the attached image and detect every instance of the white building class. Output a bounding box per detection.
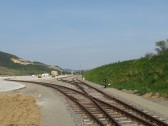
[42,73,50,77]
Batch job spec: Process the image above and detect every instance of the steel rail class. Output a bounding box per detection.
[93,97,155,126]
[5,79,84,95]
[6,78,168,126]
[73,79,121,126]
[55,87,105,126]
[72,78,155,126]
[74,78,168,126]
[5,79,106,126]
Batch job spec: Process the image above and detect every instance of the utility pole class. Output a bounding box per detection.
[80,64,81,75]
[71,69,73,75]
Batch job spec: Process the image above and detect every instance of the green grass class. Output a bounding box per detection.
[84,52,168,96]
[0,66,22,76]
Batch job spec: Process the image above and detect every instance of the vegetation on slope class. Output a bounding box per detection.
[84,40,168,96]
[0,66,21,76]
[0,51,59,75]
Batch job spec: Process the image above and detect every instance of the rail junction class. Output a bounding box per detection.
[6,76,168,126]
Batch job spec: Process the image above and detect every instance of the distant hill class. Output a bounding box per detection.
[84,40,168,96]
[0,51,62,76]
[63,69,87,74]
[63,69,79,73]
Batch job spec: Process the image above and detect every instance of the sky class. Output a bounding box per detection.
[0,0,168,70]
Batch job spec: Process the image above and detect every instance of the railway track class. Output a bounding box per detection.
[6,77,168,126]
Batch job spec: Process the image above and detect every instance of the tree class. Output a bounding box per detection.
[155,39,168,54]
[145,52,155,59]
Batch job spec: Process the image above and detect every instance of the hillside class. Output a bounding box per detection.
[84,41,168,96]
[0,51,61,75]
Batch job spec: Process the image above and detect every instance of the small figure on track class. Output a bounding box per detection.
[103,79,108,88]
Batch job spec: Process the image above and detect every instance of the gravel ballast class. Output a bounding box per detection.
[32,76,168,124]
[3,75,168,125]
[0,76,78,126]
[81,78,168,123]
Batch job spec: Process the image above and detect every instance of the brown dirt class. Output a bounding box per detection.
[0,93,40,126]
[11,58,32,65]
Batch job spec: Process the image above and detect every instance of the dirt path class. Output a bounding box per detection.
[0,93,40,126]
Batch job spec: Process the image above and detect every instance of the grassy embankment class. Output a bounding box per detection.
[84,52,168,96]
